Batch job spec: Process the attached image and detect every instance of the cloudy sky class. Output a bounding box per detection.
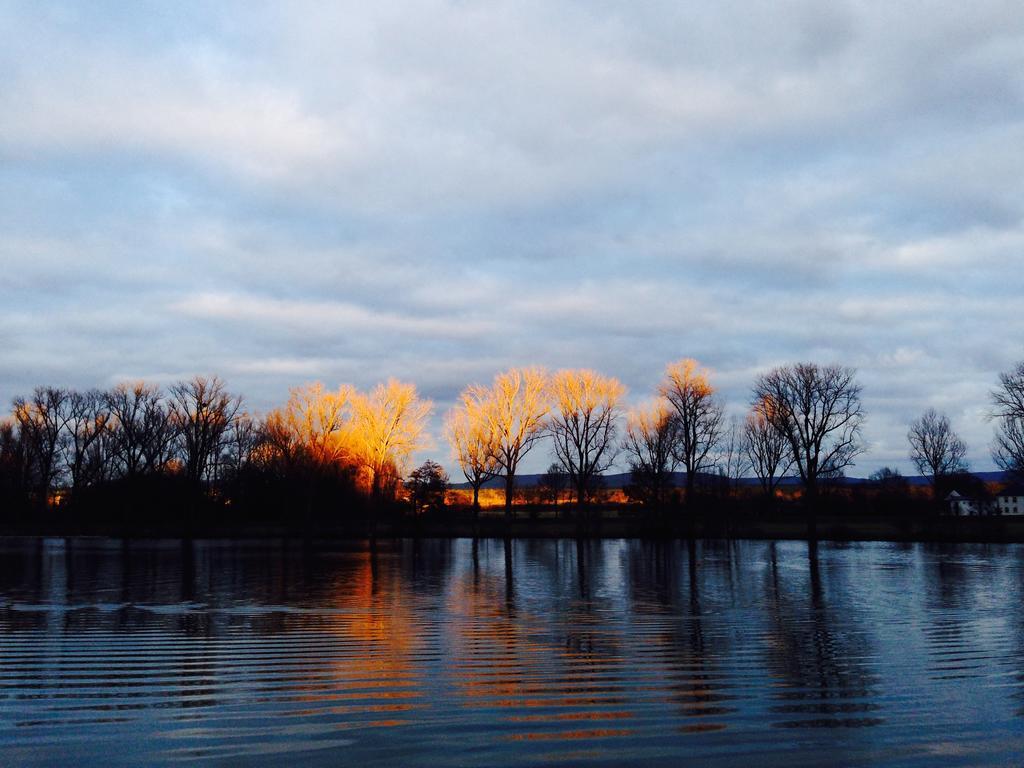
[2,1,1023,475]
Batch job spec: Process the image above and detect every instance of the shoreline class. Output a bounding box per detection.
[4,515,1024,544]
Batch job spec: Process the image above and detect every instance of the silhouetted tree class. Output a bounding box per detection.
[405,460,449,515]
[868,467,909,493]
[0,419,31,512]
[106,382,172,478]
[744,402,793,498]
[752,363,864,512]
[168,376,242,486]
[865,467,911,518]
[538,462,568,505]
[622,400,679,508]
[13,387,69,507]
[221,411,261,479]
[62,389,110,496]
[908,408,967,494]
[585,474,611,505]
[717,415,750,496]
[991,361,1024,477]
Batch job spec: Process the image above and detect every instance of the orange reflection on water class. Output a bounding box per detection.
[507,728,634,741]
[316,553,427,723]
[508,710,635,722]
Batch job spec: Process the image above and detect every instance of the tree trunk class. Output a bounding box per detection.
[504,474,514,520]
[684,468,698,539]
[576,482,587,528]
[804,478,818,540]
[371,468,381,500]
[503,537,514,609]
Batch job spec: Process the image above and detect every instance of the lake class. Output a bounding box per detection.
[1,537,1022,766]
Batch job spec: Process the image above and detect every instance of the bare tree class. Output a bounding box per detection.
[991,361,1024,476]
[622,400,679,507]
[549,369,626,511]
[12,387,69,506]
[140,393,177,475]
[444,399,500,516]
[265,383,354,468]
[405,460,449,515]
[908,408,967,491]
[0,419,30,502]
[751,363,864,508]
[466,367,549,519]
[262,411,302,471]
[717,415,751,496]
[659,359,724,504]
[168,376,242,486]
[538,462,569,506]
[221,411,261,479]
[106,383,168,478]
[350,379,432,500]
[744,402,793,498]
[63,389,110,495]
[993,419,1024,477]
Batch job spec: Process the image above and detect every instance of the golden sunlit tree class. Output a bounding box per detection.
[264,382,354,468]
[351,379,432,500]
[549,369,626,512]
[622,400,679,508]
[660,359,724,505]
[466,367,549,519]
[444,400,500,517]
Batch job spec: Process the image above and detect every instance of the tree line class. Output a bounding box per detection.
[3,358,1024,528]
[443,360,970,519]
[0,377,430,526]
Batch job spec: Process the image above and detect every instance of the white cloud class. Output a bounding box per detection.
[170,291,497,341]
[1,0,1023,474]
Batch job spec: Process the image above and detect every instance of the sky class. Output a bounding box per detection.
[1,1,1023,476]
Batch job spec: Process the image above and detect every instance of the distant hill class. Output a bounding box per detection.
[451,470,1012,490]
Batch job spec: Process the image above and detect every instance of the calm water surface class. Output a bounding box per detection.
[1,537,1023,766]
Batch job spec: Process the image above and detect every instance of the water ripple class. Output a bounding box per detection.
[0,538,1023,765]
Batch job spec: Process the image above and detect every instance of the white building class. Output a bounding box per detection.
[946,484,1024,516]
[945,491,989,516]
[995,485,1024,516]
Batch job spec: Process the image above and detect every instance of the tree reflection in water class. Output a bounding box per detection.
[0,538,1022,767]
